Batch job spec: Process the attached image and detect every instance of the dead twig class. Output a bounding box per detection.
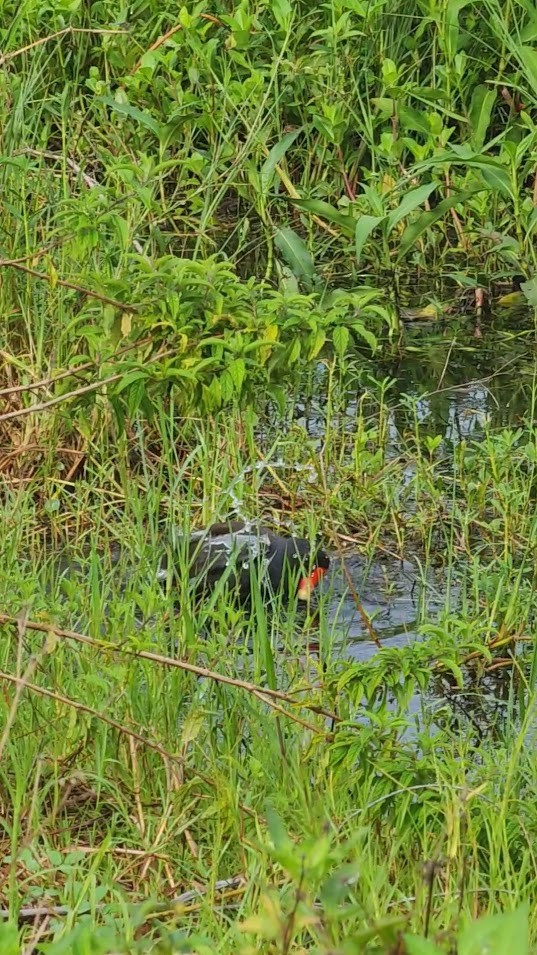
[131,15,224,74]
[0,26,129,67]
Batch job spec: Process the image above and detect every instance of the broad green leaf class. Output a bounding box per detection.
[309,327,326,359]
[220,371,234,402]
[403,936,443,955]
[288,337,301,363]
[227,357,246,392]
[355,214,385,265]
[458,904,529,955]
[480,164,514,200]
[387,183,437,233]
[291,198,356,236]
[98,97,162,137]
[261,129,302,194]
[521,15,537,43]
[437,658,464,687]
[266,806,293,852]
[521,277,537,306]
[0,922,20,955]
[519,45,537,95]
[274,227,315,285]
[271,0,292,30]
[382,57,398,86]
[114,370,148,394]
[204,377,222,409]
[445,0,474,54]
[416,148,513,198]
[267,383,286,415]
[397,185,483,261]
[351,322,377,353]
[333,325,350,356]
[469,84,496,150]
[398,105,432,135]
[321,863,360,906]
[371,97,396,114]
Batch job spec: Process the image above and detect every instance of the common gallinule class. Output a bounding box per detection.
[161,521,330,603]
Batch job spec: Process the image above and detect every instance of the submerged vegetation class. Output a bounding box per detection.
[2,0,537,952]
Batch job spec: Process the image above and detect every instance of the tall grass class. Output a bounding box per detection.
[2,0,537,950]
[1,380,537,949]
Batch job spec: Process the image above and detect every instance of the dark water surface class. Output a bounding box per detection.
[302,313,536,654]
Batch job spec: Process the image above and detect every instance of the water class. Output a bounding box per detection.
[292,314,535,684]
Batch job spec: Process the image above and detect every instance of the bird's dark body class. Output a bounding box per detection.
[162,520,329,603]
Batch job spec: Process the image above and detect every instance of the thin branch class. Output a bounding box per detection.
[0,668,180,766]
[0,26,129,67]
[0,361,94,398]
[21,149,146,256]
[0,614,340,724]
[0,335,153,398]
[0,371,124,422]
[0,875,245,922]
[0,258,137,311]
[0,348,175,423]
[130,15,223,74]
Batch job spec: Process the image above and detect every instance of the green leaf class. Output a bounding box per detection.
[398,105,432,135]
[468,84,496,150]
[480,164,515,200]
[288,337,301,363]
[266,806,293,852]
[519,45,537,95]
[333,325,350,356]
[403,936,443,955]
[98,97,162,137]
[309,327,326,359]
[438,657,464,687]
[354,214,385,265]
[445,0,474,53]
[274,227,315,285]
[351,322,377,353]
[387,183,437,233]
[114,370,148,395]
[382,57,398,86]
[321,863,360,906]
[261,129,302,194]
[227,357,246,392]
[0,923,20,955]
[220,371,235,402]
[521,277,537,306]
[521,15,537,43]
[267,384,286,416]
[397,185,483,261]
[459,905,529,955]
[371,97,396,114]
[291,198,356,236]
[271,0,293,30]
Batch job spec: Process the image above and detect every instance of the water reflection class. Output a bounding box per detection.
[327,553,447,657]
[289,316,535,660]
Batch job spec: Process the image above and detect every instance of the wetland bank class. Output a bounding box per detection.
[2,1,537,952]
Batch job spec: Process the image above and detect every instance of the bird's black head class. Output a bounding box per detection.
[269,536,329,601]
[296,540,330,601]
